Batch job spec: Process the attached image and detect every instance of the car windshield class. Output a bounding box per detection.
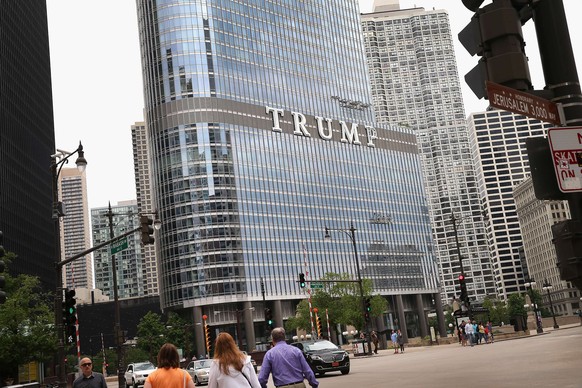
[195,360,211,369]
[303,340,338,352]
[135,362,155,371]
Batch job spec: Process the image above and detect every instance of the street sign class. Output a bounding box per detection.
[548,127,582,192]
[110,237,129,254]
[486,81,562,125]
[310,282,323,289]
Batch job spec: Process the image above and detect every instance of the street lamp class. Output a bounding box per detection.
[542,279,559,329]
[524,279,543,334]
[449,214,470,313]
[324,222,371,353]
[51,142,87,387]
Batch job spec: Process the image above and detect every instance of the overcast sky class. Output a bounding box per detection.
[46,0,582,211]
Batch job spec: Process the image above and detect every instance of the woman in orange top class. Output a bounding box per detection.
[145,343,195,388]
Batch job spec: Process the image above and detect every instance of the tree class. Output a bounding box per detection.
[507,293,527,330]
[165,312,195,359]
[285,272,387,333]
[0,254,57,381]
[136,311,165,363]
[481,297,509,326]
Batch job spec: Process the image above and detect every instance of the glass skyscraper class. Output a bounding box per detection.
[136,0,442,353]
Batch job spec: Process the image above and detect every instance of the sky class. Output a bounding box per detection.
[46,0,582,212]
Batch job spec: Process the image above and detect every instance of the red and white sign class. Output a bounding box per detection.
[548,127,582,192]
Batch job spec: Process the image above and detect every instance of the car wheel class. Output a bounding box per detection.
[194,376,200,386]
[340,367,350,375]
[132,379,138,388]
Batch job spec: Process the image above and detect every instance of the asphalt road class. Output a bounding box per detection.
[305,325,582,388]
[107,325,582,388]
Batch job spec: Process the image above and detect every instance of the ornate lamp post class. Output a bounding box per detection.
[524,278,543,334]
[324,222,372,353]
[51,142,87,387]
[542,279,560,329]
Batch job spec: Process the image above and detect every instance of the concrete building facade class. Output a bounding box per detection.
[60,168,93,290]
[468,110,550,299]
[361,1,495,304]
[514,177,582,315]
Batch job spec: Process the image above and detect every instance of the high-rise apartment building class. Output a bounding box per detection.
[131,121,159,295]
[136,0,443,355]
[60,168,93,289]
[468,110,551,299]
[0,2,56,289]
[514,177,581,315]
[361,1,495,304]
[91,201,146,299]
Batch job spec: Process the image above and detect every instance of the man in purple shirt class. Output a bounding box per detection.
[258,327,319,388]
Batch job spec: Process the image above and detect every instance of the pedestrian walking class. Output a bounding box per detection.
[370,330,379,354]
[390,330,399,354]
[465,320,475,347]
[145,343,195,388]
[478,322,486,344]
[487,321,494,343]
[397,329,405,353]
[73,357,107,388]
[258,327,318,388]
[208,332,261,388]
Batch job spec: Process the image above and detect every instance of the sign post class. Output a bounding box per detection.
[486,81,562,125]
[547,127,582,193]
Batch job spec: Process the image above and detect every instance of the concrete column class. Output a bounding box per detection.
[193,306,205,358]
[434,293,447,337]
[273,299,283,328]
[375,315,387,349]
[395,294,408,342]
[243,301,256,352]
[416,294,428,338]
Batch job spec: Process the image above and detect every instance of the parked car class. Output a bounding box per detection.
[290,339,350,376]
[124,362,156,388]
[186,359,212,386]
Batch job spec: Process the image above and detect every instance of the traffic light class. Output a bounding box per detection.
[0,232,6,304]
[365,297,371,312]
[140,216,155,245]
[315,315,322,337]
[458,274,468,303]
[204,323,211,354]
[298,273,306,288]
[458,0,532,99]
[265,308,273,330]
[64,289,77,343]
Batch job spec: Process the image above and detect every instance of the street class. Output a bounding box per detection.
[107,326,582,388]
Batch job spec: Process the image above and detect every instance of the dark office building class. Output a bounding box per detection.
[0,2,56,289]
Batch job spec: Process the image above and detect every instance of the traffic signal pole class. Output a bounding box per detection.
[532,0,582,291]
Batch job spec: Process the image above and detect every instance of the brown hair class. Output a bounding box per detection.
[157,343,180,368]
[213,332,244,375]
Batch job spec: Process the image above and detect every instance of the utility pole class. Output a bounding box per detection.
[104,203,124,388]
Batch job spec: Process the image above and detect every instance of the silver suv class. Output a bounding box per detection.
[124,362,156,388]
